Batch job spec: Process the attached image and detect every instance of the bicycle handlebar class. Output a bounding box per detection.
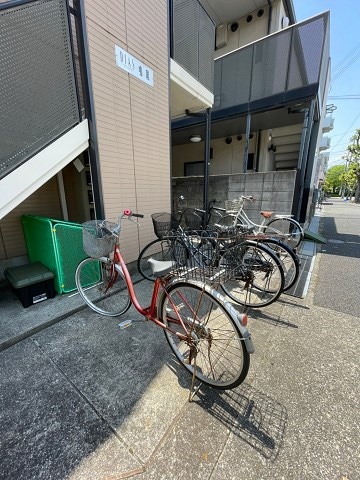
[123,209,144,218]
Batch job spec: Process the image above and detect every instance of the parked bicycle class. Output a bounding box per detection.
[181,205,301,292]
[138,212,286,308]
[75,210,254,395]
[218,196,304,249]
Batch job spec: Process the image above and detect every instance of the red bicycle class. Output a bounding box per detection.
[75,210,254,392]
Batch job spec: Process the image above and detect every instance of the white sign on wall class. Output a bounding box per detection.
[115,45,154,87]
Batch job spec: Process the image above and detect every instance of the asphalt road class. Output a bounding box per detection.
[313,197,360,317]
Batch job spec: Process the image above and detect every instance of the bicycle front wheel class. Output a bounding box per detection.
[161,282,250,390]
[264,217,304,249]
[259,238,300,291]
[75,257,131,316]
[221,242,285,308]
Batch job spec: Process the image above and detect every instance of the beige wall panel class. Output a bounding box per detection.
[84,2,108,31]
[0,179,61,259]
[85,0,170,261]
[106,0,127,45]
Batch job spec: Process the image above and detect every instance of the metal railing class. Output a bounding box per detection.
[0,0,81,180]
[170,0,215,93]
[213,12,330,112]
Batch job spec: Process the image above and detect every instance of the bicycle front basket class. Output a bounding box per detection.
[184,210,204,231]
[151,213,179,239]
[82,220,117,258]
[225,198,242,213]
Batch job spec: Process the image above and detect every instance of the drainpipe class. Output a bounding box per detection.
[203,108,211,219]
[243,113,251,173]
[267,0,273,35]
[74,0,105,220]
[293,100,315,220]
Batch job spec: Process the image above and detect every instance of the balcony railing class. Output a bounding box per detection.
[213,12,330,113]
[170,0,215,93]
[0,0,80,181]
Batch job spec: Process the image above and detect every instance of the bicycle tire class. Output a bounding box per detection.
[161,282,250,390]
[258,238,300,291]
[217,214,237,227]
[75,257,131,316]
[137,238,187,281]
[264,217,304,249]
[221,241,285,308]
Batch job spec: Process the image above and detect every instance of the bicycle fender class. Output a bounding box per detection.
[224,302,255,355]
[164,278,255,355]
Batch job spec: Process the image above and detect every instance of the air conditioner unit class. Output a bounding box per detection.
[216,23,227,49]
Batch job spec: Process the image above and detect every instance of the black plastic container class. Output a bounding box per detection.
[4,262,56,308]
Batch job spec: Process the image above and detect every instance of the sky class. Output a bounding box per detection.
[292,0,360,168]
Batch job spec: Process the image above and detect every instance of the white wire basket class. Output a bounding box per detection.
[224,198,243,213]
[82,220,117,258]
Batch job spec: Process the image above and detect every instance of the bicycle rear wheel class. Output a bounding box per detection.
[161,282,250,390]
[264,217,304,249]
[75,257,131,316]
[221,242,285,308]
[137,238,187,281]
[259,238,300,291]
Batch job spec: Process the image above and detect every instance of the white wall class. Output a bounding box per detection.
[172,134,258,177]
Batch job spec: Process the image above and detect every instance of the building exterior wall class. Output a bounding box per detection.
[0,178,62,277]
[84,0,171,257]
[214,5,269,58]
[172,135,258,176]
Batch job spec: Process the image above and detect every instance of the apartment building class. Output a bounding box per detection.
[0,0,330,281]
[171,0,331,224]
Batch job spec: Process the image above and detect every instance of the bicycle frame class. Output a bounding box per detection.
[225,198,295,235]
[110,241,203,341]
[226,200,269,232]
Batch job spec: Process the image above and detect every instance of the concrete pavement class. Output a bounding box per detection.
[0,197,359,479]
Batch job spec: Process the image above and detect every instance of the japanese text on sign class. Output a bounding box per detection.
[115,45,153,87]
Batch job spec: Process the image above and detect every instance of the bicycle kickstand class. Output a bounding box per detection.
[188,351,202,402]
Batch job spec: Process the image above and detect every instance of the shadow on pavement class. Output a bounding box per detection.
[195,383,287,462]
[168,359,288,463]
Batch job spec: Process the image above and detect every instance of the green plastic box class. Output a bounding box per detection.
[21,215,88,294]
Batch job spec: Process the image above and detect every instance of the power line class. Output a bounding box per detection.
[328,96,360,100]
[332,42,360,73]
[330,129,356,138]
[331,42,360,83]
[329,111,360,152]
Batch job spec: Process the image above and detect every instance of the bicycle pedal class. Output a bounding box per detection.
[118,320,132,329]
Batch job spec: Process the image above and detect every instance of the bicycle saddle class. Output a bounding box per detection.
[260,211,273,218]
[147,258,174,277]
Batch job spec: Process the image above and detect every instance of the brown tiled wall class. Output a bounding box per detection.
[85,0,170,261]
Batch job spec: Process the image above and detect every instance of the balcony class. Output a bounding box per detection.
[319,137,331,151]
[213,12,330,117]
[170,0,215,117]
[322,116,334,133]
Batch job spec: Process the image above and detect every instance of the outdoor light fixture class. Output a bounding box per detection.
[225,137,232,144]
[190,134,201,143]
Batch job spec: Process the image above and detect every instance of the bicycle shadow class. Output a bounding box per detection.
[168,361,287,462]
[229,302,299,329]
[250,309,299,329]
